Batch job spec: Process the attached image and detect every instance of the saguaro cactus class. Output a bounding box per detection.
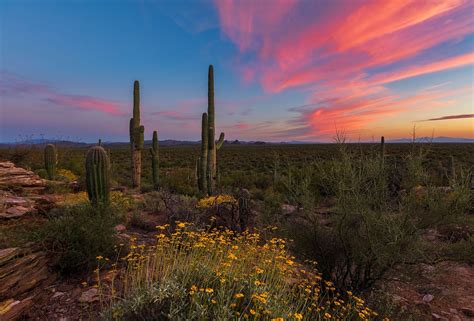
[85,146,110,205]
[206,65,225,195]
[150,131,159,190]
[380,136,385,157]
[130,80,144,188]
[198,113,208,192]
[44,144,57,180]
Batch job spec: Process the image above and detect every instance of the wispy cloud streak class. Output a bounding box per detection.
[0,71,123,115]
[214,0,474,139]
[419,114,474,122]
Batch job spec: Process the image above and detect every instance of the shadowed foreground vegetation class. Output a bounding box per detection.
[0,141,472,320]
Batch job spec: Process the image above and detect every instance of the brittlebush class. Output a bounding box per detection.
[99,223,385,320]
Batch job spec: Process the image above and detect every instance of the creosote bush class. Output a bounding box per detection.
[100,223,384,320]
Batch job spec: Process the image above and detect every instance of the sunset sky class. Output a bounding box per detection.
[1,0,473,143]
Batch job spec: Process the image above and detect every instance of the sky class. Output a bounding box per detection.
[0,0,473,143]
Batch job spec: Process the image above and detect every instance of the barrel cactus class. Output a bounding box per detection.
[85,146,110,205]
[44,144,57,180]
[130,80,144,188]
[150,130,159,190]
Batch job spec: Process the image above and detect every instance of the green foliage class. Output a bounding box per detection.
[33,203,121,275]
[280,142,472,290]
[86,146,111,205]
[44,144,57,179]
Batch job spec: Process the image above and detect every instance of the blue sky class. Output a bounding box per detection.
[1,0,473,142]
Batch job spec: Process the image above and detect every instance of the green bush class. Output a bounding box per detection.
[34,203,122,275]
[281,142,471,290]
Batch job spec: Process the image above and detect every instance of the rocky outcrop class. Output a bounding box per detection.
[0,247,56,320]
[0,162,60,219]
[0,162,47,194]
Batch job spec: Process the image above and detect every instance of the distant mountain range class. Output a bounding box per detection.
[387,137,474,143]
[1,136,472,147]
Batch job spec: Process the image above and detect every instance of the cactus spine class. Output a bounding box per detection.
[206,65,225,195]
[198,113,208,192]
[150,131,159,190]
[85,146,110,205]
[130,80,144,188]
[44,144,57,180]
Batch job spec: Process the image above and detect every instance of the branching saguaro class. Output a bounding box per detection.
[197,65,225,195]
[130,80,144,188]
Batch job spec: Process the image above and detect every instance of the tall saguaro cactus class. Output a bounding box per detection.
[206,65,225,195]
[85,146,110,205]
[198,113,208,192]
[150,131,159,190]
[44,144,57,180]
[130,80,144,188]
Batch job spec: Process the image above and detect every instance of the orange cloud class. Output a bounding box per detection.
[214,0,474,139]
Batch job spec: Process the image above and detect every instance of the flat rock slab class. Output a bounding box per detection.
[0,161,47,193]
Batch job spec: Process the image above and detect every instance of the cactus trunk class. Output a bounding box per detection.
[44,144,57,180]
[199,113,208,192]
[150,130,159,190]
[130,80,144,188]
[206,65,225,195]
[85,146,110,205]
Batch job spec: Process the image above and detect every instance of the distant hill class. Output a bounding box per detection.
[1,136,472,147]
[387,137,474,143]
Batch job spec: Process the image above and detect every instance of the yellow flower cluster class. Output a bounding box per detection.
[58,191,133,209]
[196,194,237,208]
[57,169,78,181]
[103,222,384,320]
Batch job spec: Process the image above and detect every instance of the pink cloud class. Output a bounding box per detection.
[214,0,474,139]
[0,71,123,115]
[369,52,474,85]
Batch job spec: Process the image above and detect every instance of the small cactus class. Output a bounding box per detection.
[150,131,159,190]
[44,144,57,180]
[85,146,110,205]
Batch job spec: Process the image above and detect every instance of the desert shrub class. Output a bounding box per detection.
[140,191,198,223]
[283,143,418,290]
[283,141,472,290]
[34,203,122,274]
[100,223,381,320]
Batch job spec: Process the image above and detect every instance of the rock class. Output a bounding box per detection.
[114,224,126,232]
[281,204,297,215]
[431,313,448,320]
[0,162,47,193]
[52,291,65,299]
[460,307,474,317]
[0,296,34,320]
[423,294,434,303]
[78,288,99,303]
[0,247,56,299]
